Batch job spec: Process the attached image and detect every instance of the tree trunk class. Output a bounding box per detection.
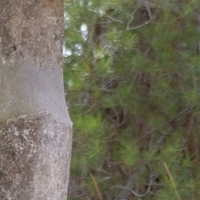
[0,0,72,199]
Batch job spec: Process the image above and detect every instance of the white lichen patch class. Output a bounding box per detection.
[0,112,72,200]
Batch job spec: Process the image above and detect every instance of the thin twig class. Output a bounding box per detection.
[90,173,103,200]
[127,2,156,30]
[152,127,172,149]
[127,5,140,29]
[107,15,123,24]
[113,166,155,198]
[163,163,181,200]
[139,107,194,140]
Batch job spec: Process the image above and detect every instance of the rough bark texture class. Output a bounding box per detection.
[0,0,72,199]
[0,113,72,200]
[0,0,71,124]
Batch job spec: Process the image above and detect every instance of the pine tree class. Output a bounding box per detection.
[65,0,200,199]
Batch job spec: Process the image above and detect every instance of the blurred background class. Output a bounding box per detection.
[64,1,200,199]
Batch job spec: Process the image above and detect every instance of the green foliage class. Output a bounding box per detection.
[64,0,200,199]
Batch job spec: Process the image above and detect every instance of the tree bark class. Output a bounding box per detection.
[0,0,72,199]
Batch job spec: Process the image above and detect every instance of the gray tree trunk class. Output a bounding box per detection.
[0,0,72,199]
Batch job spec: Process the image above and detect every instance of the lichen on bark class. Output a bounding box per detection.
[0,112,72,200]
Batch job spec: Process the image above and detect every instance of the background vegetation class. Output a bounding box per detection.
[64,0,200,199]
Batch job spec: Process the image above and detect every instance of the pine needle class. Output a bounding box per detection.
[163,163,181,200]
[90,173,103,200]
